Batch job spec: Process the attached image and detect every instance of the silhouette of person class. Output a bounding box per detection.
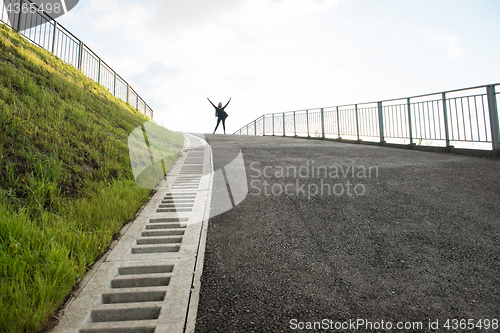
[208,97,231,134]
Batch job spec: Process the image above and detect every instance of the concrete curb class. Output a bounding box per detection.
[182,134,213,333]
[51,133,213,333]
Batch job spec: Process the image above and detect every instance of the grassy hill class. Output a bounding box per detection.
[0,24,184,332]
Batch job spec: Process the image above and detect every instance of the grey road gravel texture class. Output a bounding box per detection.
[195,135,500,333]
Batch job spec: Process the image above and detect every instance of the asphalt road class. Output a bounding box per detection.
[195,135,500,333]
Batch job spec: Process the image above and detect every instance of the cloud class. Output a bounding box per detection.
[434,33,463,59]
[421,27,464,60]
[151,0,248,31]
[58,0,353,132]
[57,0,498,134]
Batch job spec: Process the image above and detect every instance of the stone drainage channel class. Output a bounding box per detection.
[52,134,213,333]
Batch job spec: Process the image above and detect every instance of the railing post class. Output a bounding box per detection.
[355,104,360,141]
[16,2,22,31]
[113,72,117,96]
[336,106,341,139]
[51,21,57,54]
[272,114,275,136]
[487,85,499,150]
[77,41,83,70]
[283,112,286,136]
[263,115,266,136]
[407,98,414,146]
[442,92,451,148]
[320,108,325,139]
[126,83,129,104]
[97,58,101,84]
[77,41,83,72]
[254,120,257,136]
[306,109,310,137]
[293,111,297,136]
[378,102,385,144]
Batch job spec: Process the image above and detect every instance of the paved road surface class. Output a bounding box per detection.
[195,135,500,332]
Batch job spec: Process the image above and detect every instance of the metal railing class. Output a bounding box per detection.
[0,0,153,119]
[235,84,500,151]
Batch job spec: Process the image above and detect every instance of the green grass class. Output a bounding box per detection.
[0,23,184,332]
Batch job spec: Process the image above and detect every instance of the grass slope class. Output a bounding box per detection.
[0,24,184,332]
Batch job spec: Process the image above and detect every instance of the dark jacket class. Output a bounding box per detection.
[209,99,230,119]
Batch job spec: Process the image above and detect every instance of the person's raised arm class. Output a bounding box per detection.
[207,97,216,108]
[223,97,232,109]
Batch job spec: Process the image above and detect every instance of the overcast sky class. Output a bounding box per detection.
[58,0,500,133]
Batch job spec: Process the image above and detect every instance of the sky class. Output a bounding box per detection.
[57,0,500,134]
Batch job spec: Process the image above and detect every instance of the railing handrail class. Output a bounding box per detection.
[234,83,500,152]
[0,0,153,119]
[250,83,500,120]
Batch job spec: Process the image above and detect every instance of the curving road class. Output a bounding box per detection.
[195,135,500,332]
